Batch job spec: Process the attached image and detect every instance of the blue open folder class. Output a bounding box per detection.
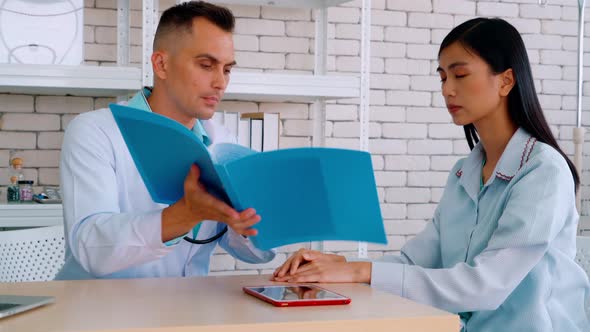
[110,103,387,250]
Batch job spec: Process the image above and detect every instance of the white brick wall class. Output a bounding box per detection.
[2,0,589,275]
[387,0,432,12]
[235,18,285,36]
[477,3,519,18]
[2,114,61,131]
[260,36,309,53]
[384,27,430,43]
[0,95,34,113]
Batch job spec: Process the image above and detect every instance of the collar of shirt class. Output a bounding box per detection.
[127,87,211,146]
[457,127,536,202]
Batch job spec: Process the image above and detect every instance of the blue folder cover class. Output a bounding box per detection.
[110,103,386,250]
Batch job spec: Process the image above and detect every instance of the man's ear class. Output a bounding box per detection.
[152,51,168,80]
[499,68,515,97]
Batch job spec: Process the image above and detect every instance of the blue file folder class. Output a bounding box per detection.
[110,103,386,250]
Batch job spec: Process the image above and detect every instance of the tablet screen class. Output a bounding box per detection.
[0,295,55,319]
[0,303,20,311]
[246,285,347,301]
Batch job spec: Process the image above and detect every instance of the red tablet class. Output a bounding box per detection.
[243,285,351,307]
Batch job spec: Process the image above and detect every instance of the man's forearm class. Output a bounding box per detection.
[161,200,200,242]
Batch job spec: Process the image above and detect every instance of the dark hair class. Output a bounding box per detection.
[439,17,579,191]
[154,1,235,50]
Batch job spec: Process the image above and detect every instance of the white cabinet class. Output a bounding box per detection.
[0,204,63,228]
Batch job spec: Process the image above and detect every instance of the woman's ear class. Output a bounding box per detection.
[499,68,515,97]
[151,51,169,80]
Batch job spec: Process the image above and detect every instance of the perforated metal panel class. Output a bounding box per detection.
[575,236,590,317]
[0,226,64,282]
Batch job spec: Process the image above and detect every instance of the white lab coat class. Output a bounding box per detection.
[55,107,275,280]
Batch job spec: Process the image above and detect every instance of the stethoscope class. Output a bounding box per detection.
[183,226,228,245]
[181,184,231,245]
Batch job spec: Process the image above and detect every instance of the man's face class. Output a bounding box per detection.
[159,18,235,121]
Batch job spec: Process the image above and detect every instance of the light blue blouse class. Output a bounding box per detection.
[371,128,590,331]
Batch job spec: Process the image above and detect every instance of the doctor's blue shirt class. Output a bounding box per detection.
[371,128,590,331]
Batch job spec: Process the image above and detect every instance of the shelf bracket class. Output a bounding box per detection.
[143,0,158,87]
[312,7,328,149]
[358,0,372,259]
[117,0,131,102]
[310,6,328,253]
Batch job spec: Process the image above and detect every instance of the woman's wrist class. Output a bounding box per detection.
[352,261,372,283]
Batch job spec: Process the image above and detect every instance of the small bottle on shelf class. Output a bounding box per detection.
[7,157,24,203]
[18,180,34,202]
[7,175,19,203]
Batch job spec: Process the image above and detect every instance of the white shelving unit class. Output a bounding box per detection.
[0,64,142,97]
[0,65,358,101]
[225,72,359,102]
[0,0,372,258]
[0,0,366,105]
[0,1,367,100]
[211,0,353,8]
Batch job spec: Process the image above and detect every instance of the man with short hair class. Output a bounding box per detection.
[56,1,274,279]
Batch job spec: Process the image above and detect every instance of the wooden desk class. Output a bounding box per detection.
[0,275,459,332]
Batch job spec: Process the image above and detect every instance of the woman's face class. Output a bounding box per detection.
[437,42,508,126]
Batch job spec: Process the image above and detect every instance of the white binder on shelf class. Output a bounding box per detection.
[211,111,224,126]
[238,117,251,148]
[250,118,263,152]
[263,113,279,152]
[223,111,239,139]
[241,112,280,152]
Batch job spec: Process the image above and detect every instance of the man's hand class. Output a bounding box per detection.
[162,164,260,242]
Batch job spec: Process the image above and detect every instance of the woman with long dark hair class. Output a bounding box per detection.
[272,18,590,331]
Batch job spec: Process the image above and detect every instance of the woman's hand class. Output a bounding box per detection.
[272,249,345,280]
[274,260,372,284]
